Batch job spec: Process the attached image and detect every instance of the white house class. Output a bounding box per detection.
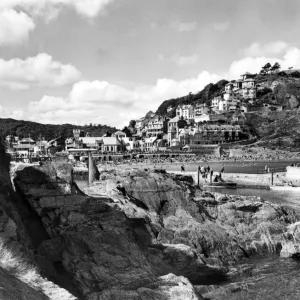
[194,113,210,123]
[176,105,194,120]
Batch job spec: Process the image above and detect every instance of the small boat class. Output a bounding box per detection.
[203,182,237,189]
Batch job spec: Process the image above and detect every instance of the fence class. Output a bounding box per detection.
[258,167,286,174]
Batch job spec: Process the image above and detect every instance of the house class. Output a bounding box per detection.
[211,97,222,111]
[176,105,194,120]
[122,137,141,151]
[194,113,210,123]
[101,137,122,153]
[167,116,187,146]
[194,103,209,115]
[223,82,234,100]
[142,136,161,151]
[143,115,167,137]
[241,72,256,81]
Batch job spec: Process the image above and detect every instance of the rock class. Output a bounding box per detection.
[0,267,48,300]
[280,222,300,257]
[289,95,299,109]
[280,241,300,258]
[1,152,297,300]
[89,274,202,300]
[137,274,201,300]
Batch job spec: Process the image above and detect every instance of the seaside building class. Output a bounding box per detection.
[176,105,194,121]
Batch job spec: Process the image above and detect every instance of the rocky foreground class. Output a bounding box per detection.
[1,152,300,299]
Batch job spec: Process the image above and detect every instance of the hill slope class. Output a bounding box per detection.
[156,79,228,115]
[0,118,118,141]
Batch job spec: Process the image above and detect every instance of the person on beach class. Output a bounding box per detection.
[220,165,225,174]
[181,165,185,172]
[265,165,268,173]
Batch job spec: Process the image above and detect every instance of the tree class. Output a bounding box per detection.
[262,62,272,74]
[122,126,132,137]
[270,62,281,74]
[129,120,136,128]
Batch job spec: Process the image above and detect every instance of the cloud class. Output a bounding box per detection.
[6,71,220,127]
[0,53,81,90]
[0,0,114,18]
[171,54,199,66]
[170,20,197,32]
[0,1,114,46]
[227,42,300,79]
[0,9,35,46]
[214,20,230,32]
[243,41,289,57]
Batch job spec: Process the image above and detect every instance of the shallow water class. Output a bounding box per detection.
[161,159,300,174]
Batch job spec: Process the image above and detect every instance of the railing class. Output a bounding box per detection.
[258,167,286,174]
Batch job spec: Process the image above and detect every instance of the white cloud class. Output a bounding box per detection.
[8,71,221,127]
[171,54,198,66]
[214,21,230,32]
[0,53,81,90]
[0,9,35,46]
[0,0,114,18]
[243,41,289,57]
[227,42,300,79]
[0,0,114,45]
[170,20,197,32]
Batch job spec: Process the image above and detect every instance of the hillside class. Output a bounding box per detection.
[152,71,300,150]
[0,118,118,141]
[245,110,300,151]
[156,79,228,116]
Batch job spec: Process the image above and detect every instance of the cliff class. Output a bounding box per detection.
[1,147,300,299]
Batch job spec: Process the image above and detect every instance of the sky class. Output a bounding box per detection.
[1,0,300,128]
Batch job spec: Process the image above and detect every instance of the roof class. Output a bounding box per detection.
[20,138,35,143]
[241,72,254,75]
[144,137,158,143]
[80,137,102,144]
[244,78,255,82]
[169,116,180,123]
[14,144,35,149]
[102,137,122,145]
[113,130,126,136]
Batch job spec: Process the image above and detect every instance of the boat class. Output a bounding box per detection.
[203,182,237,189]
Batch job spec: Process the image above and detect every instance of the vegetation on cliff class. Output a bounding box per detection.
[0,118,118,141]
[156,80,228,116]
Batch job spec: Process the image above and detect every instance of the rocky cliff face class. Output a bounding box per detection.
[1,148,299,299]
[94,168,290,268]
[1,150,203,299]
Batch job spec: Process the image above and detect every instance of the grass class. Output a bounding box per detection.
[0,239,76,300]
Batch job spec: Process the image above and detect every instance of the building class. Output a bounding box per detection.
[176,105,194,121]
[194,113,210,123]
[194,103,209,115]
[190,124,241,145]
[142,136,162,151]
[123,137,141,151]
[144,115,167,137]
[219,99,239,111]
[183,144,220,156]
[167,116,187,146]
[101,137,122,153]
[211,97,222,111]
